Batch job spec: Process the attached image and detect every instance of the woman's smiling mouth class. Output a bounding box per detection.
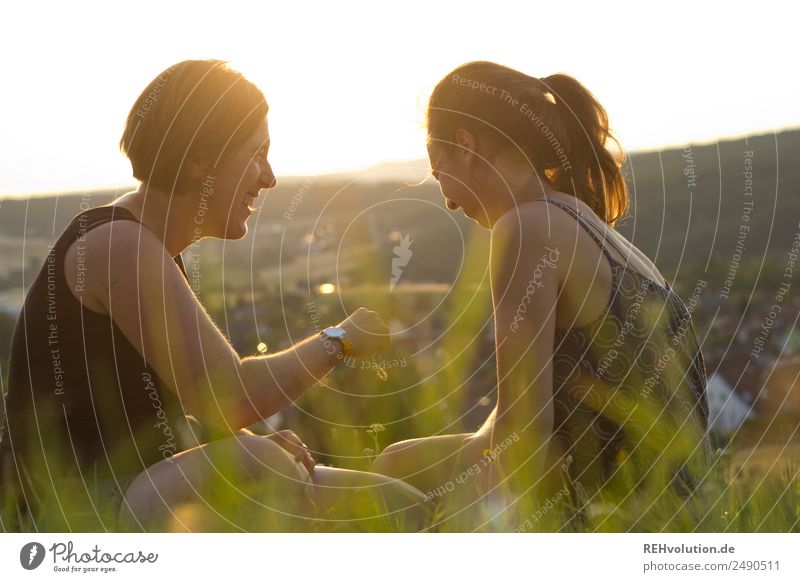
[242,191,260,213]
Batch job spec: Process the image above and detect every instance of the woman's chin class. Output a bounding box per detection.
[461,208,490,229]
[221,221,248,240]
[474,216,491,230]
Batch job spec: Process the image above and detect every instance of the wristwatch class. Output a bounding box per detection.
[321,326,353,359]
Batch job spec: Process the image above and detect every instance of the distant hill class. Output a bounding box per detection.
[1,128,798,288]
[282,158,432,185]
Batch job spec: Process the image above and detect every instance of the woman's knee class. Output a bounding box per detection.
[229,435,315,515]
[372,439,424,479]
[234,435,309,484]
[374,434,473,495]
[373,440,416,479]
[119,435,312,528]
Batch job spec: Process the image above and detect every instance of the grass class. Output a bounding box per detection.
[2,440,798,533]
[2,224,798,533]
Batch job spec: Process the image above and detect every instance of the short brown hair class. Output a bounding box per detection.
[120,59,268,193]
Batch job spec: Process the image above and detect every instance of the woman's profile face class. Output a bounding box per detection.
[201,118,276,239]
[427,137,490,228]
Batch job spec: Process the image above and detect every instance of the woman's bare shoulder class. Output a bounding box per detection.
[63,215,164,314]
[527,194,668,287]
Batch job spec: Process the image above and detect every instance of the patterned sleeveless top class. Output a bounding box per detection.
[540,197,711,504]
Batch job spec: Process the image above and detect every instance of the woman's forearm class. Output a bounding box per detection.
[227,307,390,428]
[236,332,342,426]
[466,418,552,501]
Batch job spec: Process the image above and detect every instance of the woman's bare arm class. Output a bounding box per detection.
[84,220,387,429]
[480,206,561,495]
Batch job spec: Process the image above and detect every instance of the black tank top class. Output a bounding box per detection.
[539,197,711,503]
[0,205,190,490]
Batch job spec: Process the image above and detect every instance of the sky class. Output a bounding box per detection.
[0,0,796,196]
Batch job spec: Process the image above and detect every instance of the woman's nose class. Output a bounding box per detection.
[259,164,277,189]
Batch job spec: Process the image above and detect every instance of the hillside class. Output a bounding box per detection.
[0,128,798,290]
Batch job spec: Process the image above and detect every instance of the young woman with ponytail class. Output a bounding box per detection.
[374,62,711,527]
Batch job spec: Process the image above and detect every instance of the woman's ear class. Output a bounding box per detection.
[185,156,212,182]
[454,128,477,163]
[181,152,216,191]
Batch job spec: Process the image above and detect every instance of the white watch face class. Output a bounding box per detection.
[323,326,346,339]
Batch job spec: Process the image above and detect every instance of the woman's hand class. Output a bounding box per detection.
[338,307,391,357]
[264,430,316,472]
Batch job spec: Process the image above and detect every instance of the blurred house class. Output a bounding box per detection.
[720,351,768,407]
[705,349,765,435]
[706,372,754,434]
[705,348,800,440]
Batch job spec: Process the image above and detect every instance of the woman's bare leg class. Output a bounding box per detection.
[118,434,313,531]
[375,434,506,531]
[309,465,433,530]
[372,433,473,496]
[118,434,432,531]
